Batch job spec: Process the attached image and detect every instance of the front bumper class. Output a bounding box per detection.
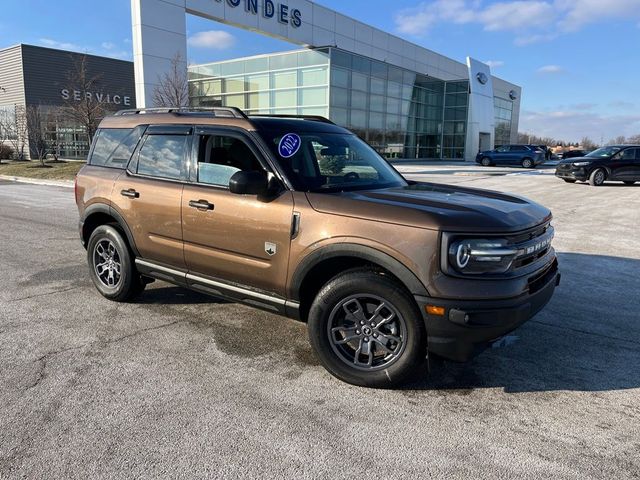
[415,259,560,362]
[555,166,588,181]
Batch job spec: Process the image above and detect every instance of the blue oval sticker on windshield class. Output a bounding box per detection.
[278,133,301,158]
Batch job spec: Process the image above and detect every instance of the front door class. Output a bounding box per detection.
[112,125,192,269]
[181,128,294,296]
[609,148,639,180]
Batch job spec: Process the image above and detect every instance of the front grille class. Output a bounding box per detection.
[505,222,554,274]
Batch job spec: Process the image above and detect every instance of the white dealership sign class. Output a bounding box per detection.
[61,89,132,106]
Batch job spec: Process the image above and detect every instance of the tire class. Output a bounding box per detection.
[87,225,145,302]
[480,157,491,167]
[307,268,426,388]
[589,168,606,186]
[521,158,534,169]
[623,181,636,185]
[563,179,576,183]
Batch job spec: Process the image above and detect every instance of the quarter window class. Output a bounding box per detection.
[137,134,188,180]
[90,127,144,168]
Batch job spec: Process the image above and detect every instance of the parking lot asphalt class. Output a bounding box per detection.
[0,165,639,479]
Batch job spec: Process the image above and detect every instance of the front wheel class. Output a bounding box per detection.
[308,269,426,388]
[87,225,145,302]
[521,158,534,168]
[480,157,492,167]
[589,168,606,186]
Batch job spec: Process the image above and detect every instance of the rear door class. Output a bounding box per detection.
[112,125,192,269]
[181,127,294,296]
[493,145,511,164]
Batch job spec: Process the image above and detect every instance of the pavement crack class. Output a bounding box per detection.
[8,286,83,303]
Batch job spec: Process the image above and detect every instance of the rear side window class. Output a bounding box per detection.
[89,127,144,168]
[137,134,189,180]
[510,145,528,152]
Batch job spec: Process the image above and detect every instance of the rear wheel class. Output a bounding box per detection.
[589,168,606,186]
[563,179,576,183]
[87,225,145,302]
[623,181,636,185]
[480,157,491,167]
[308,268,425,388]
[521,158,534,168]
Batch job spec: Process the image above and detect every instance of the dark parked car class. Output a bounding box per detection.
[476,145,545,168]
[559,149,588,160]
[555,145,640,186]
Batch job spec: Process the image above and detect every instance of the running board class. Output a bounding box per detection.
[135,258,300,319]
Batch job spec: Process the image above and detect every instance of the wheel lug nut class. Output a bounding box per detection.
[360,321,365,325]
[364,337,369,342]
[356,330,361,335]
[373,333,378,338]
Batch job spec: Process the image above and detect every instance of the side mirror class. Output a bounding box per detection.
[229,170,269,195]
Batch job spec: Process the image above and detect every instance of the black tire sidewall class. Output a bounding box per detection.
[589,168,605,186]
[308,269,425,388]
[522,158,533,168]
[481,157,491,166]
[87,225,141,301]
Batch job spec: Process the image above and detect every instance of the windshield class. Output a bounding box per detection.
[258,130,407,192]
[586,146,622,158]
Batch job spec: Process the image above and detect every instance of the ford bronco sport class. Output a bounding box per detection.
[76,107,560,388]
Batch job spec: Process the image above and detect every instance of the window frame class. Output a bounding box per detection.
[126,124,193,183]
[88,126,146,169]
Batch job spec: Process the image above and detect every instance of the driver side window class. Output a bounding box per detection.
[620,148,636,161]
[496,145,509,152]
[196,134,263,187]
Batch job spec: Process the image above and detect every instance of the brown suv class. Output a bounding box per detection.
[76,107,560,387]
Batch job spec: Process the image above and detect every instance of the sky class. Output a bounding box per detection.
[1,0,640,143]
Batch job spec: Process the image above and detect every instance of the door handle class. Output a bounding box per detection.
[189,199,214,211]
[120,188,139,199]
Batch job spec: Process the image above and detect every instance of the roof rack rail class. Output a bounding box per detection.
[114,107,248,119]
[247,114,335,125]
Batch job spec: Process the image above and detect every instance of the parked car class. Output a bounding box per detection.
[476,145,546,168]
[559,149,588,160]
[555,145,640,186]
[76,107,560,388]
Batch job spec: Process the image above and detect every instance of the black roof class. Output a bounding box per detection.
[249,116,351,134]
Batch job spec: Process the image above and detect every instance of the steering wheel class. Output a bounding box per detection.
[344,171,360,181]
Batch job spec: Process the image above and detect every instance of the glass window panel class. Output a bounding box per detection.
[387,81,402,98]
[197,64,221,78]
[350,110,367,129]
[248,92,270,109]
[220,61,244,76]
[387,97,401,115]
[455,121,465,134]
[330,107,348,126]
[331,49,352,69]
[402,85,414,101]
[388,66,404,83]
[331,67,350,88]
[369,112,384,129]
[371,60,387,79]
[300,87,327,105]
[401,100,411,116]
[352,55,371,75]
[443,122,454,134]
[245,74,269,91]
[370,94,385,112]
[370,77,386,95]
[225,77,245,94]
[272,70,297,89]
[137,135,187,180]
[273,89,297,107]
[299,106,328,116]
[352,72,369,92]
[403,71,416,85]
[351,90,367,110]
[270,53,298,70]
[330,87,349,107]
[300,67,327,86]
[386,115,401,131]
[298,50,329,67]
[272,107,297,114]
[244,57,269,73]
[224,94,246,109]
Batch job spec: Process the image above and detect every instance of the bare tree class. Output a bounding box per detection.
[627,133,640,144]
[152,52,189,108]
[63,54,108,145]
[25,105,50,166]
[580,136,598,150]
[0,105,28,160]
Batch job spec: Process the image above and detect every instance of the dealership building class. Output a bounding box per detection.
[0,44,135,159]
[134,0,521,161]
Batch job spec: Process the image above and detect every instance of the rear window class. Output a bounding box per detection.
[89,127,145,168]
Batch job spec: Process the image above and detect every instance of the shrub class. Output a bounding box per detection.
[319,156,346,175]
[0,144,14,160]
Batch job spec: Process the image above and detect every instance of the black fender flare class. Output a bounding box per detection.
[289,243,429,300]
[81,203,140,256]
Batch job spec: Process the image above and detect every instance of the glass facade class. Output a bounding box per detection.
[494,97,514,146]
[189,48,514,160]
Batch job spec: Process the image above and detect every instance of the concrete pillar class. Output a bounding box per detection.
[131,0,188,108]
[465,57,496,161]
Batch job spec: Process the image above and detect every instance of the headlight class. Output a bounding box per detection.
[572,161,591,166]
[448,238,518,274]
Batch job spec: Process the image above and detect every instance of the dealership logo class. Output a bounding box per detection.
[476,72,488,85]
[61,89,131,106]
[509,90,517,100]
[214,0,302,27]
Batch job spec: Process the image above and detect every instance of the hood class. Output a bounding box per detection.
[306,182,552,233]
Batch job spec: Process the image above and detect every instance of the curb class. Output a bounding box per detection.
[0,175,74,189]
